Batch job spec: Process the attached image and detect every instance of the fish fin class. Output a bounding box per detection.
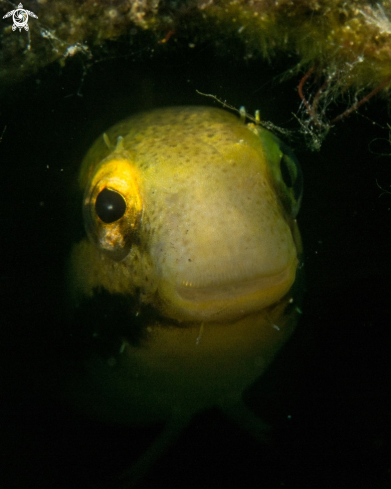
[117,415,190,488]
[223,399,271,442]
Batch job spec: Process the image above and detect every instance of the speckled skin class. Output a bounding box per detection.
[67,106,303,428]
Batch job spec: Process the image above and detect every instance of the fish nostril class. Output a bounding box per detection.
[95,187,126,223]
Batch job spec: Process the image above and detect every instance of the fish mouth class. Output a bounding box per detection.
[160,256,298,322]
[176,265,294,303]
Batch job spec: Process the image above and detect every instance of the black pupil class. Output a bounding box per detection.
[95,188,126,224]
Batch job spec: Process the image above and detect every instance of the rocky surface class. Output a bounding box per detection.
[1,0,391,141]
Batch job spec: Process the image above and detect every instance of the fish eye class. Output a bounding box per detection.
[279,151,303,202]
[280,154,294,188]
[277,142,303,217]
[95,187,127,224]
[254,127,303,217]
[278,142,302,190]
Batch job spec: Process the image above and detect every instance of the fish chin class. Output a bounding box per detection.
[158,256,297,322]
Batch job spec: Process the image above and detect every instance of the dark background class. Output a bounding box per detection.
[1,35,390,488]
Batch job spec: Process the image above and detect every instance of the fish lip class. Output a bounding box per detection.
[175,260,297,303]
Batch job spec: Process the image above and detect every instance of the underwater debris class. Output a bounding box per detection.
[158,29,175,44]
[296,64,391,148]
[359,2,391,34]
[196,90,292,136]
